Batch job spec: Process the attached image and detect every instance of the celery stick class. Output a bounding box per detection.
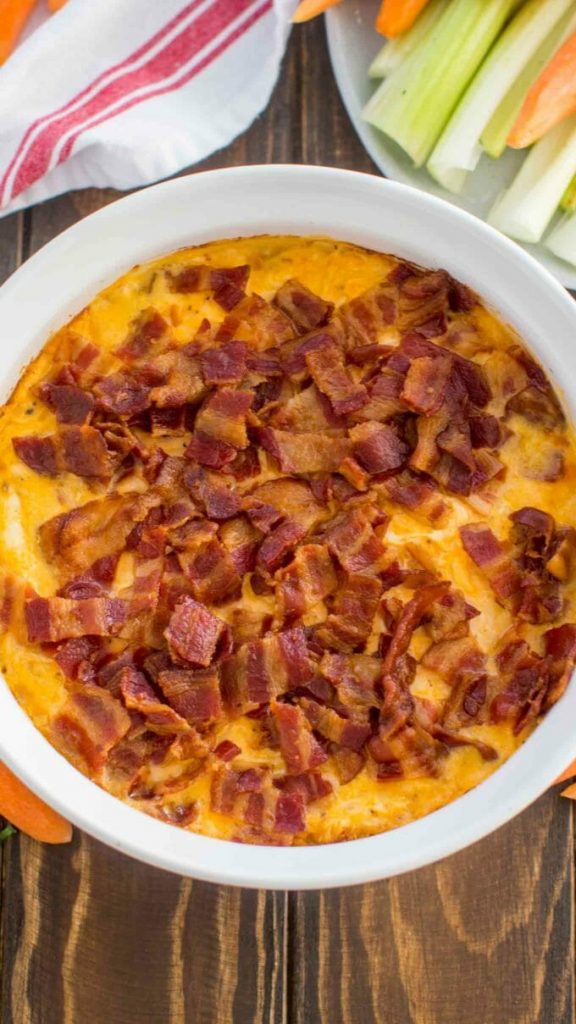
[362,0,518,168]
[427,0,575,194]
[481,6,576,159]
[561,172,576,211]
[546,211,576,265]
[488,116,576,242]
[368,0,449,79]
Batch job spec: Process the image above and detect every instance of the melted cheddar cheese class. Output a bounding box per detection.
[0,235,575,845]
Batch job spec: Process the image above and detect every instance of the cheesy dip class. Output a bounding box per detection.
[0,235,575,846]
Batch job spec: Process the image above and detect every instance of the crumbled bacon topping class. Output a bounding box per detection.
[7,253,575,844]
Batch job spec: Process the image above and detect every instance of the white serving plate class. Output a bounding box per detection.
[0,164,575,888]
[326,0,576,291]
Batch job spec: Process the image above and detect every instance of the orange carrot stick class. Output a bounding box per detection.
[555,758,576,784]
[561,781,576,800]
[0,0,38,64]
[0,762,72,844]
[48,0,67,10]
[292,0,341,23]
[508,31,576,149]
[375,0,431,37]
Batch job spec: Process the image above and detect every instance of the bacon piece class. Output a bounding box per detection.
[13,426,115,480]
[305,343,368,416]
[506,385,565,430]
[221,627,314,713]
[338,456,369,492]
[300,698,370,752]
[490,640,548,733]
[184,467,241,521]
[148,406,187,436]
[336,281,396,346]
[271,384,344,433]
[167,264,249,310]
[185,431,237,469]
[39,382,94,425]
[165,597,228,667]
[459,524,521,605]
[54,635,103,682]
[274,279,333,334]
[351,369,407,423]
[194,388,253,449]
[349,421,409,475]
[259,427,352,475]
[423,635,488,678]
[116,309,169,362]
[401,355,452,414]
[509,507,555,562]
[158,667,223,726]
[331,746,365,783]
[321,653,380,712]
[276,772,333,803]
[469,414,502,449]
[175,521,240,604]
[215,294,294,349]
[271,701,327,774]
[246,351,283,377]
[257,520,308,572]
[219,517,260,575]
[58,552,120,601]
[395,269,449,335]
[276,544,338,623]
[246,478,323,533]
[214,740,241,762]
[399,334,491,408]
[39,492,159,577]
[315,574,383,653]
[378,470,446,523]
[52,684,131,776]
[118,667,191,735]
[25,596,127,643]
[381,583,450,698]
[200,341,248,385]
[543,624,576,708]
[221,445,261,482]
[427,588,478,642]
[280,330,337,378]
[547,528,576,582]
[139,347,205,408]
[93,373,150,417]
[441,675,489,731]
[324,506,386,574]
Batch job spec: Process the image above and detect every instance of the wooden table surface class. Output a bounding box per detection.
[0,21,573,1024]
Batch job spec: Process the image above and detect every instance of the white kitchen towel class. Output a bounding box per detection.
[0,0,295,217]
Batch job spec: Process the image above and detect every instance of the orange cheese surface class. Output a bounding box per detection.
[0,235,575,845]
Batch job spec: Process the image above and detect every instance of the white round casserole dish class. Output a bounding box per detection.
[1,164,575,889]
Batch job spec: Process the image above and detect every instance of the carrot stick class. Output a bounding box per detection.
[48,0,67,10]
[0,762,72,844]
[555,758,576,784]
[0,0,38,64]
[508,31,576,149]
[292,0,342,23]
[375,0,431,37]
[561,781,576,800]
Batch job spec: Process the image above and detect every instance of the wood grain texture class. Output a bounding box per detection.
[0,17,573,1024]
[291,792,573,1024]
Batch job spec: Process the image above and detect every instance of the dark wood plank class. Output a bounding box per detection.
[1,832,286,1024]
[291,793,574,1024]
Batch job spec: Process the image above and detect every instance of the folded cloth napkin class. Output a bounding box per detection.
[0,0,295,217]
